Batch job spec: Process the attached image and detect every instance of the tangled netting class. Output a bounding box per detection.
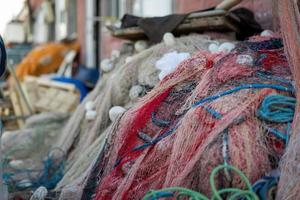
[274,1,300,199]
[81,36,294,200]
[1,113,69,192]
[143,165,259,200]
[55,34,224,197]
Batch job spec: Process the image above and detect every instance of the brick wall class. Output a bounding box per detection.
[176,0,273,29]
[176,0,222,13]
[101,30,125,59]
[29,0,43,10]
[78,0,274,63]
[76,0,86,63]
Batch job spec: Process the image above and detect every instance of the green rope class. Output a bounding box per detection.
[143,165,259,200]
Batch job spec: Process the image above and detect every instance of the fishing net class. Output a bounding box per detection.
[273,1,300,199]
[54,34,222,195]
[2,113,68,161]
[81,36,293,200]
[1,113,68,192]
[58,118,122,200]
[56,127,108,189]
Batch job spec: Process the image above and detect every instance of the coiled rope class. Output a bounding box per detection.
[258,94,295,123]
[143,164,259,200]
[257,94,295,145]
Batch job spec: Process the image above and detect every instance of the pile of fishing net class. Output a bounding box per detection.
[80,35,294,200]
[54,34,223,195]
[1,113,69,192]
[273,1,300,199]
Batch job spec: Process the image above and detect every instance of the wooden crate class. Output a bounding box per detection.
[23,76,80,114]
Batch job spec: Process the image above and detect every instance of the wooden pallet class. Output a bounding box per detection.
[108,10,240,41]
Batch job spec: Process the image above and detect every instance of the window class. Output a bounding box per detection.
[102,0,175,19]
[101,0,121,18]
[133,0,174,17]
[55,0,77,41]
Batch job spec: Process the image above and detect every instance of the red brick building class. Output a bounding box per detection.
[29,0,273,68]
[98,0,273,61]
[29,0,43,10]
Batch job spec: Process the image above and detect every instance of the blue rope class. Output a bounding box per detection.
[258,94,295,123]
[202,105,222,119]
[192,84,294,108]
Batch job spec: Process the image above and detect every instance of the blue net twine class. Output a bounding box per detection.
[3,148,65,191]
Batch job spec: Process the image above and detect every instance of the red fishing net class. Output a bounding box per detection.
[82,36,293,200]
